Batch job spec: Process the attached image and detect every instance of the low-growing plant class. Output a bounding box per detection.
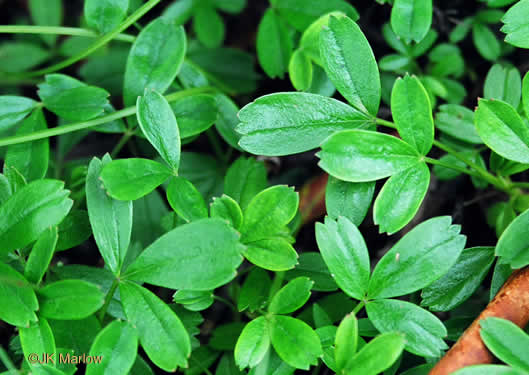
[0,0,529,374]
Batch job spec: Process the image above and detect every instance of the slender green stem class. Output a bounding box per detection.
[111,131,135,158]
[268,272,285,301]
[98,279,120,324]
[424,157,481,178]
[0,345,19,374]
[0,87,216,148]
[8,0,162,78]
[352,301,365,315]
[512,182,529,190]
[375,118,397,129]
[0,25,135,42]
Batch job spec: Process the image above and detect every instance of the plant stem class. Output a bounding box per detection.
[424,157,480,178]
[268,271,285,301]
[352,301,365,315]
[213,295,238,313]
[0,87,216,148]
[98,279,120,324]
[0,346,19,374]
[0,25,135,42]
[111,131,135,158]
[8,0,161,78]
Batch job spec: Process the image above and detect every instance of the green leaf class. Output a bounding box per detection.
[373,162,430,234]
[86,320,138,375]
[4,108,49,182]
[214,93,243,150]
[0,42,50,73]
[285,252,338,292]
[0,96,37,132]
[43,86,110,121]
[29,0,62,46]
[20,318,56,367]
[241,185,298,242]
[85,0,129,34]
[315,216,370,300]
[234,317,270,370]
[320,15,381,115]
[289,50,313,92]
[243,238,299,271]
[123,18,187,106]
[484,64,522,109]
[224,157,267,210]
[368,216,466,299]
[86,156,132,274]
[194,5,225,48]
[38,280,105,320]
[238,268,272,312]
[366,299,448,357]
[501,0,529,49]
[268,277,313,314]
[300,12,344,65]
[125,218,244,290]
[237,92,371,156]
[325,178,375,226]
[167,176,208,222]
[120,281,190,372]
[100,158,172,201]
[210,195,243,230]
[454,365,525,375]
[475,99,529,164]
[390,0,433,43]
[391,75,434,155]
[0,174,10,206]
[49,316,101,355]
[342,332,405,375]
[269,315,323,370]
[214,0,246,13]
[318,129,421,182]
[56,210,91,251]
[0,263,38,327]
[24,227,58,285]
[270,0,359,31]
[472,23,501,61]
[435,104,482,144]
[137,89,181,172]
[171,94,217,138]
[257,9,293,79]
[173,290,214,311]
[496,208,529,268]
[422,247,495,311]
[524,72,529,118]
[0,179,72,255]
[480,317,529,372]
[334,314,358,371]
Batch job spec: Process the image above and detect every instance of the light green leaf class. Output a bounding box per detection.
[320,15,380,115]
[43,86,109,121]
[315,216,370,300]
[269,277,313,314]
[501,0,529,49]
[120,281,190,372]
[366,299,447,357]
[289,50,313,92]
[86,156,132,274]
[390,0,433,43]
[29,0,62,46]
[325,178,375,226]
[243,238,299,272]
[166,176,208,222]
[484,64,522,109]
[435,104,482,144]
[496,208,529,268]
[123,18,187,106]
[454,365,525,375]
[0,263,38,327]
[237,92,371,156]
[125,218,244,290]
[173,290,213,311]
[210,195,243,230]
[257,9,293,79]
[24,227,58,285]
[171,94,217,138]
[475,99,529,164]
[100,158,172,201]
[373,162,430,235]
[85,0,129,34]
[20,318,56,368]
[368,216,466,299]
[472,23,501,61]
[300,12,344,65]
[0,96,37,132]
[524,72,529,118]
[234,317,270,370]
[391,75,434,155]
[334,314,358,371]
[318,129,421,182]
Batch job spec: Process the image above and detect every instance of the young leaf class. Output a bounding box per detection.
[0,96,37,132]
[335,314,358,371]
[100,158,172,201]
[269,315,323,370]
[243,238,299,271]
[170,94,217,138]
[315,216,370,300]
[238,268,272,312]
[0,263,38,327]
[480,317,529,372]
[86,320,138,375]
[86,156,133,274]
[234,317,270,370]
[368,216,466,299]
[289,49,313,92]
[166,176,208,222]
[320,15,381,115]
[210,195,243,230]
[237,92,371,156]
[484,64,522,109]
[120,281,191,372]
[173,290,214,311]
[24,227,58,285]
[342,332,405,375]
[19,318,56,367]
[193,5,225,48]
[0,179,72,255]
[318,129,421,182]
[325,177,375,226]
[472,23,501,61]
[137,89,181,172]
[475,99,529,164]
[391,75,434,155]
[28,0,62,46]
[435,104,482,144]
[495,208,529,268]
[501,0,529,49]
[214,93,243,150]
[257,8,293,79]
[422,247,495,311]
[366,299,448,357]
[85,0,129,34]
[373,162,430,235]
[390,0,433,43]
[38,280,105,320]
[123,18,187,106]
[268,277,313,314]
[124,218,244,290]
[224,157,268,210]
[43,86,110,121]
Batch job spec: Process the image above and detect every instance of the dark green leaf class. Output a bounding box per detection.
[237,268,271,312]
[435,104,482,144]
[473,23,501,61]
[24,227,58,285]
[269,277,313,314]
[0,263,38,327]
[214,93,243,150]
[496,208,529,268]
[285,252,338,292]
[224,157,267,210]
[0,96,37,132]
[29,0,62,46]
[167,176,208,222]
[0,42,49,73]
[194,6,225,48]
[44,86,110,121]
[390,0,433,43]
[56,210,92,251]
[171,94,217,138]
[85,0,129,34]
[325,177,375,226]
[235,317,270,370]
[257,9,293,79]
